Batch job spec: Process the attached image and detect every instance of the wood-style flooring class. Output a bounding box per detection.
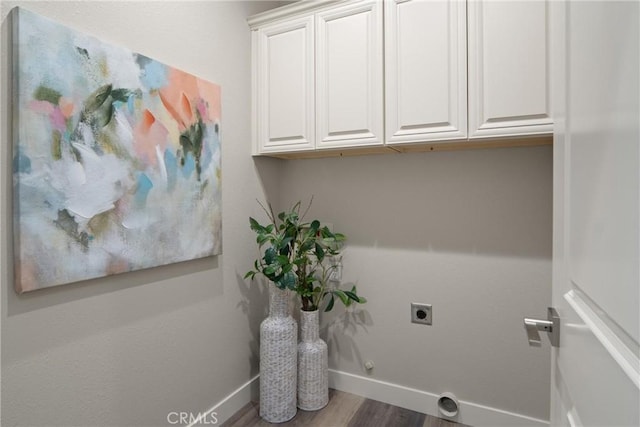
[222,389,470,427]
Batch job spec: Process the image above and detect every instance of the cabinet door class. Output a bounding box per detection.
[253,16,315,154]
[468,0,553,138]
[316,0,383,149]
[385,0,467,144]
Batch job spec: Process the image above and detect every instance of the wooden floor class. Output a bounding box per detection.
[222,389,469,427]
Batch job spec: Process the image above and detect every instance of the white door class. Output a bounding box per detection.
[550,1,639,426]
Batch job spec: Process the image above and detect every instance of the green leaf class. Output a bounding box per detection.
[315,243,325,261]
[344,291,360,302]
[299,240,314,252]
[249,217,262,232]
[284,228,297,241]
[333,233,346,241]
[264,247,276,264]
[279,245,291,257]
[320,226,333,237]
[243,271,255,279]
[325,294,335,312]
[264,264,278,275]
[333,290,349,306]
[280,271,296,290]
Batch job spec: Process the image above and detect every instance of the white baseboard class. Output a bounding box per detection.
[193,371,549,427]
[188,375,259,427]
[328,369,549,427]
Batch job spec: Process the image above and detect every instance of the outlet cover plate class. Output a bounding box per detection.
[411,303,432,325]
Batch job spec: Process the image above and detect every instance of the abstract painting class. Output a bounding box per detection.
[12,8,222,293]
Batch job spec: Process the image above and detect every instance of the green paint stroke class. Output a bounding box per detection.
[179,113,204,181]
[78,84,115,132]
[51,130,62,160]
[79,85,135,133]
[54,209,91,251]
[83,84,112,114]
[88,211,112,238]
[33,85,62,104]
[110,88,131,103]
[76,46,90,60]
[97,131,131,161]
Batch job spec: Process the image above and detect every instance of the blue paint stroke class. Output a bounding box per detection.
[127,94,135,114]
[139,59,168,90]
[134,173,153,207]
[200,133,213,172]
[181,152,195,179]
[13,148,32,174]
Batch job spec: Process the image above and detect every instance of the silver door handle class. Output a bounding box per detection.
[524,307,560,347]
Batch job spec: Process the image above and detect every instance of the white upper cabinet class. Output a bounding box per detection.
[253,16,315,153]
[468,0,553,138]
[249,0,553,156]
[385,0,467,144]
[316,1,384,148]
[250,0,383,155]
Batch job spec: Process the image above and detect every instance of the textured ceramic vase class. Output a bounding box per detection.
[260,284,297,423]
[297,309,329,411]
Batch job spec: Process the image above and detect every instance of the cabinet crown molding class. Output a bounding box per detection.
[248,0,355,28]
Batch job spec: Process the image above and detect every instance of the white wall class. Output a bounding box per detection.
[0,2,284,426]
[274,146,553,421]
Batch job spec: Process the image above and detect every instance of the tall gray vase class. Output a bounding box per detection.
[297,309,328,411]
[260,283,297,423]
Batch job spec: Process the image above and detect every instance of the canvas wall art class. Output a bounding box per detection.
[12,8,222,293]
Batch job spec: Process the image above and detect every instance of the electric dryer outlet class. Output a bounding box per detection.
[411,303,432,325]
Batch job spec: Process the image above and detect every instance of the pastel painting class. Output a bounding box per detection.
[12,8,222,293]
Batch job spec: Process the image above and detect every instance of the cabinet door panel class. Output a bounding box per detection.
[468,0,552,138]
[386,0,467,144]
[316,1,383,148]
[254,16,314,153]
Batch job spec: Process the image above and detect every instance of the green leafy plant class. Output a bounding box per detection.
[245,200,366,312]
